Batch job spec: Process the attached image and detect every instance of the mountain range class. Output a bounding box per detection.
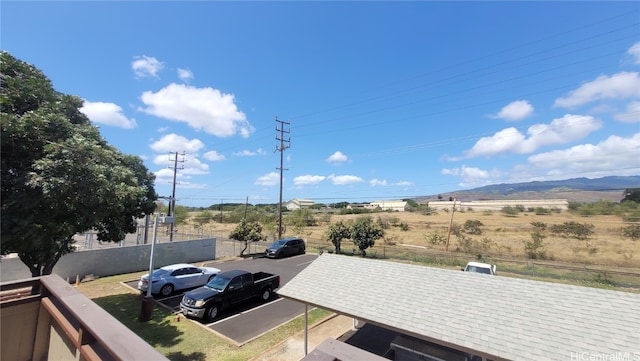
[416,176,640,203]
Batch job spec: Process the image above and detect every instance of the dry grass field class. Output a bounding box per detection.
[186,209,640,269]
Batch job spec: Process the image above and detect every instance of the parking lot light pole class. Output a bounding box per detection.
[140,214,159,322]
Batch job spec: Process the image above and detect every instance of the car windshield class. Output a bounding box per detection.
[206,275,230,291]
[467,266,491,274]
[272,240,287,247]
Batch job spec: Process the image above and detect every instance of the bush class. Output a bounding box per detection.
[501,206,520,217]
[622,224,640,241]
[534,207,552,215]
[550,222,595,240]
[525,231,547,259]
[427,232,446,245]
[463,219,484,235]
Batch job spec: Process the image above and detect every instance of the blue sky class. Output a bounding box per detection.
[3,1,639,207]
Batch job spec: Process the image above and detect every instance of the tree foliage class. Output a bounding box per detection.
[622,188,640,203]
[1,51,157,276]
[550,222,595,240]
[350,217,384,256]
[228,219,265,256]
[326,220,350,254]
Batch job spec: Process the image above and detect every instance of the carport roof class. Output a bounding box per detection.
[277,254,640,361]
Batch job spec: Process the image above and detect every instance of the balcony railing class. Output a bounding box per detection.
[1,274,168,361]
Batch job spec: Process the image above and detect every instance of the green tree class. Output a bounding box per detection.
[622,188,640,203]
[1,51,157,277]
[350,217,384,257]
[525,231,547,259]
[172,205,189,225]
[326,221,350,254]
[228,219,265,256]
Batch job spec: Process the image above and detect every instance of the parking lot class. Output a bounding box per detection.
[124,253,318,345]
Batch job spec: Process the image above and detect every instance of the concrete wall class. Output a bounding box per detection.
[0,238,216,283]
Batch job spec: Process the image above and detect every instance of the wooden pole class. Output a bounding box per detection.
[445,199,456,252]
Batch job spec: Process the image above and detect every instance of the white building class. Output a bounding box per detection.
[369,200,408,212]
[427,199,569,212]
[285,198,315,211]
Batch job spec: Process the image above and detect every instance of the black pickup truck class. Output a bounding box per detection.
[179,269,280,321]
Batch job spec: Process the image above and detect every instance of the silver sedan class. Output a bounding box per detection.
[138,263,221,296]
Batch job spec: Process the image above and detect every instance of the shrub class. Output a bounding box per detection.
[463,219,484,235]
[426,232,446,245]
[501,206,520,217]
[550,222,595,240]
[525,231,547,259]
[622,224,640,241]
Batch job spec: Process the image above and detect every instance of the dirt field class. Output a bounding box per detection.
[187,210,640,269]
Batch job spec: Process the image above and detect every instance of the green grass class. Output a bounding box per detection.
[76,274,332,361]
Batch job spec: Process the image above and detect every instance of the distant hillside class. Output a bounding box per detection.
[416,176,640,203]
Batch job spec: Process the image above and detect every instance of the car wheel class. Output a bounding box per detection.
[206,304,220,321]
[261,287,272,302]
[160,284,174,296]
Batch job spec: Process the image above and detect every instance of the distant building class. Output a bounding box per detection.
[369,200,408,212]
[285,198,315,211]
[346,200,408,212]
[427,199,569,211]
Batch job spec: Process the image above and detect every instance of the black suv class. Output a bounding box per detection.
[265,237,306,258]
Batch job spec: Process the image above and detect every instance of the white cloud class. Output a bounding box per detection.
[139,83,253,138]
[153,167,207,189]
[492,100,534,121]
[627,42,640,65]
[463,114,601,158]
[203,150,225,161]
[441,168,460,176]
[464,127,525,158]
[255,172,281,186]
[132,55,163,78]
[151,154,209,175]
[394,181,413,186]
[442,166,502,188]
[149,133,204,153]
[327,174,364,185]
[370,178,387,186]
[614,101,640,123]
[294,175,326,186]
[527,133,640,176]
[233,148,266,157]
[554,71,640,108]
[177,68,194,82]
[80,100,137,128]
[326,151,348,163]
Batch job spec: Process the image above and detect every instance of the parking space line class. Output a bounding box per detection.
[204,298,284,326]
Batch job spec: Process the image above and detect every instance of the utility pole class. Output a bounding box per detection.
[445,198,457,252]
[275,116,290,239]
[167,152,185,242]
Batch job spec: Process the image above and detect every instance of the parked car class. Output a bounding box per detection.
[138,263,221,296]
[461,261,497,275]
[180,269,280,321]
[265,237,306,258]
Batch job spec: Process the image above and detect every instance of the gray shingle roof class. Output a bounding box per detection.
[277,254,640,361]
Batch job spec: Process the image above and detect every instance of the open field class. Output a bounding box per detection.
[186,209,639,268]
